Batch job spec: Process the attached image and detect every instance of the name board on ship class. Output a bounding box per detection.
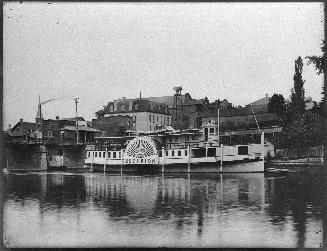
[123,136,158,165]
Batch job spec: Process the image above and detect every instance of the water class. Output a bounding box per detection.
[3,168,325,248]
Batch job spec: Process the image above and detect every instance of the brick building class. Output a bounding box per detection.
[92,116,133,136]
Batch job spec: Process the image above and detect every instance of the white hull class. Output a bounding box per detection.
[84,144,265,173]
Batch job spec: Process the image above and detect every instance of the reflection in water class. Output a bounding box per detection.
[3,170,324,248]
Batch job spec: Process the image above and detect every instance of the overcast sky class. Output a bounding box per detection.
[3,2,324,128]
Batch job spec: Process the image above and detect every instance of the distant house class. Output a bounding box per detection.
[245,94,270,114]
[10,119,38,138]
[285,96,318,111]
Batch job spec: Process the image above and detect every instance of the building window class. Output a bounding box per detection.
[119,152,121,158]
[159,151,162,157]
[153,115,155,123]
[175,136,178,142]
[99,152,102,158]
[164,117,166,124]
[49,157,52,161]
[161,116,162,123]
[157,116,159,122]
[166,151,169,156]
[210,128,214,134]
[95,152,97,157]
[172,151,175,156]
[149,115,151,121]
[88,152,90,158]
[178,150,181,156]
[185,150,188,156]
[135,104,139,111]
[108,152,111,158]
[167,117,170,124]
[109,106,113,112]
[186,136,189,141]
[113,152,116,158]
[103,152,106,158]
[150,125,152,131]
[192,135,196,140]
[120,104,125,112]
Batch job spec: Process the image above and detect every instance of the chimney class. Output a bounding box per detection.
[20,118,23,123]
[8,124,11,130]
[56,116,59,120]
[266,94,268,97]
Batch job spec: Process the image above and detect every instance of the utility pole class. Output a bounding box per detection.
[74,98,79,144]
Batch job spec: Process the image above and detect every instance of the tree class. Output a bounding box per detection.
[290,56,305,114]
[95,108,105,119]
[306,40,326,166]
[306,40,325,75]
[268,94,286,115]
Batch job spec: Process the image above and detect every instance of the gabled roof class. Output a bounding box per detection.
[246,96,270,107]
[11,121,38,132]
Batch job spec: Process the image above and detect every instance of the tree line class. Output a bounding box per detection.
[268,41,325,149]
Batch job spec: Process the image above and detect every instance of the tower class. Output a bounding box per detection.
[35,95,43,126]
[172,86,184,130]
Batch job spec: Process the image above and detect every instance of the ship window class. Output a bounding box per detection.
[178,150,181,156]
[113,152,116,158]
[49,157,52,161]
[185,150,188,156]
[99,152,102,158]
[172,151,175,156]
[159,151,162,157]
[108,152,111,158]
[166,151,169,156]
[95,152,97,157]
[207,148,216,157]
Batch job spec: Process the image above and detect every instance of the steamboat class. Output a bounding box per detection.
[84,121,272,173]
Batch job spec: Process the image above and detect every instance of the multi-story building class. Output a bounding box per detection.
[103,97,171,133]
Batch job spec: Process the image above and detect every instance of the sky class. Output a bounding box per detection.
[3,2,324,129]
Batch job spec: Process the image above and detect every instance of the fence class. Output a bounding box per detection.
[275,146,324,159]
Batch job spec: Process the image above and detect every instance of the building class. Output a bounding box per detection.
[92,116,133,136]
[102,97,171,133]
[245,94,270,114]
[41,116,100,144]
[10,119,38,139]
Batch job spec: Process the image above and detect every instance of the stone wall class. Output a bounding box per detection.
[6,145,47,171]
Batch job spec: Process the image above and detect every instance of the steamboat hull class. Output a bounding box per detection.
[85,159,263,173]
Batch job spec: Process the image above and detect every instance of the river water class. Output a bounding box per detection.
[3,168,325,248]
